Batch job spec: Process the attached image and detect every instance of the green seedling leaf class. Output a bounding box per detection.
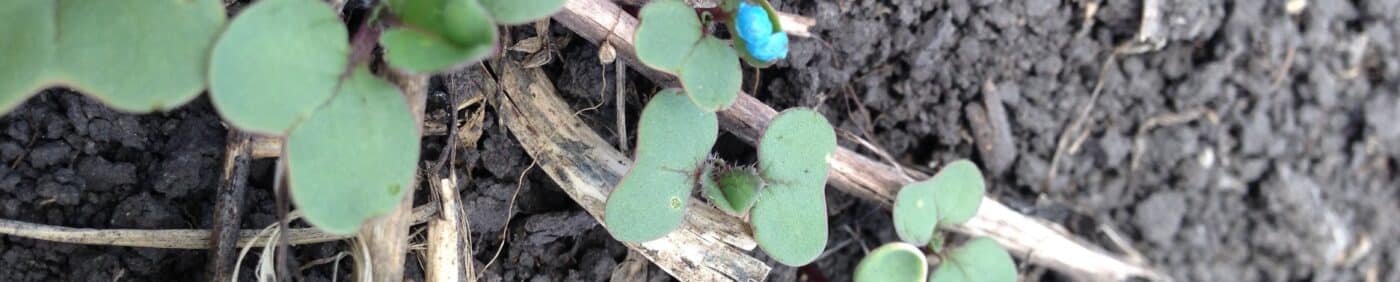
[634,0,702,73]
[893,189,940,246]
[893,160,984,245]
[854,242,929,282]
[386,0,448,36]
[0,0,225,114]
[928,160,985,226]
[0,1,55,114]
[929,238,1016,282]
[440,0,498,46]
[382,0,497,73]
[750,109,836,266]
[633,0,740,111]
[55,0,225,112]
[380,27,495,74]
[287,68,419,235]
[679,37,742,111]
[388,0,487,44]
[604,89,718,242]
[209,0,348,134]
[700,162,763,215]
[479,0,566,24]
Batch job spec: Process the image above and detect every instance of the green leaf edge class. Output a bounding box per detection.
[854,242,929,282]
[931,160,985,227]
[286,67,419,235]
[478,0,566,25]
[208,0,350,135]
[380,26,497,74]
[633,0,703,74]
[892,184,941,246]
[677,37,742,112]
[892,159,985,245]
[929,237,1017,282]
[381,0,500,74]
[0,0,227,115]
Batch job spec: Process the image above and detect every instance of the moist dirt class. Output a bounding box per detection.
[1,0,1397,281]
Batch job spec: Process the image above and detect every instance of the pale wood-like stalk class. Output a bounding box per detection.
[485,60,771,281]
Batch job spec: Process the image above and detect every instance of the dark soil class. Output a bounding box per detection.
[2,0,1397,281]
[759,0,1398,280]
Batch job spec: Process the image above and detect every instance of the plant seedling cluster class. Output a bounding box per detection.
[5,0,1009,278]
[0,0,564,235]
[853,160,1017,282]
[633,0,789,111]
[607,0,828,266]
[603,89,835,266]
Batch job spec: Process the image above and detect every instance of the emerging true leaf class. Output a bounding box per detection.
[854,243,929,282]
[892,160,984,245]
[929,238,1016,282]
[440,0,498,45]
[678,37,742,111]
[604,89,718,242]
[388,0,481,44]
[380,27,495,74]
[633,0,702,73]
[0,0,225,114]
[209,0,348,134]
[478,0,566,25]
[700,161,763,216]
[286,68,420,235]
[383,0,498,73]
[928,233,945,251]
[750,109,836,266]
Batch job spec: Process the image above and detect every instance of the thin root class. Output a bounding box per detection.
[1129,108,1217,171]
[1098,224,1147,265]
[1270,46,1296,90]
[479,160,538,277]
[297,251,350,273]
[1046,47,1122,190]
[838,129,915,182]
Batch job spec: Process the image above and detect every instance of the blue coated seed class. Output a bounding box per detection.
[736,1,788,62]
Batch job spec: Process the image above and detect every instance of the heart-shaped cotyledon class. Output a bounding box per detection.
[603,89,718,242]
